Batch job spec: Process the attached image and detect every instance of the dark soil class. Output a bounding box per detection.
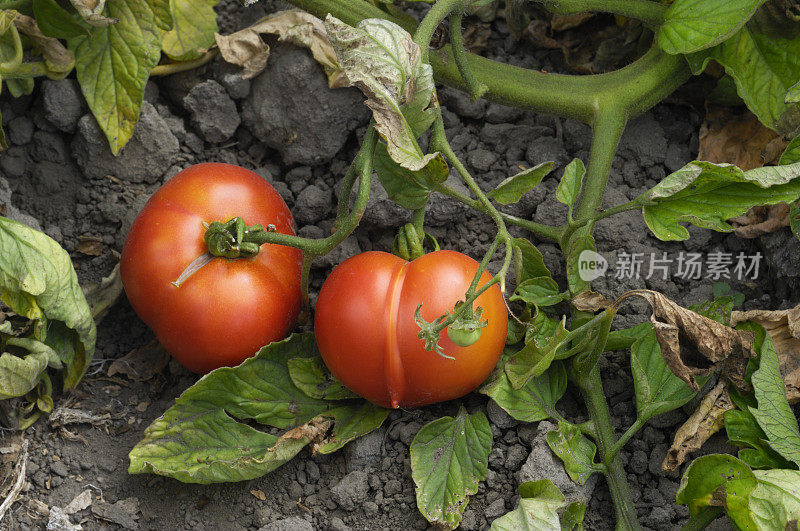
[1,1,798,530]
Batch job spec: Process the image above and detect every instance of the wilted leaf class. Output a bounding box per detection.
[699,107,786,171]
[410,407,491,529]
[731,306,800,402]
[550,13,593,32]
[372,143,448,210]
[14,15,75,75]
[731,204,791,238]
[325,16,438,172]
[76,235,102,256]
[617,290,755,392]
[0,217,95,389]
[107,340,170,382]
[571,291,611,313]
[216,10,342,85]
[82,263,123,321]
[663,380,732,472]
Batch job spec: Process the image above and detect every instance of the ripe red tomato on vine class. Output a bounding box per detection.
[314,250,507,408]
[120,163,303,374]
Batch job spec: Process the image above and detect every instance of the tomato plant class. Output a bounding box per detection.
[126,2,800,530]
[315,250,507,408]
[120,163,303,373]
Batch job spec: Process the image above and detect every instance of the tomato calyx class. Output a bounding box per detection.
[414,303,451,359]
[172,217,280,288]
[446,302,488,347]
[204,217,277,259]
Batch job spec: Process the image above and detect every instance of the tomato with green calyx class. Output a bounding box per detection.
[314,250,507,409]
[446,327,482,347]
[120,163,302,374]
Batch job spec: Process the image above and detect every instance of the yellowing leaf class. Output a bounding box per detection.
[161,0,217,62]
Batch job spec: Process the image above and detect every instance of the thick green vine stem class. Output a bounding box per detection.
[534,0,667,27]
[449,11,487,101]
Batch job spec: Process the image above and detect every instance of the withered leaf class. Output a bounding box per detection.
[14,15,75,75]
[731,306,800,403]
[550,13,594,32]
[699,107,786,172]
[615,290,755,391]
[731,204,792,238]
[663,380,732,472]
[571,290,612,313]
[76,235,103,256]
[82,264,123,321]
[107,340,170,382]
[215,9,343,86]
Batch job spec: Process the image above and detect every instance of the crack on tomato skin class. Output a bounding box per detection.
[385,259,411,409]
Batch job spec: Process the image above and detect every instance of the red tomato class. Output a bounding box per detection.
[314,250,507,408]
[120,163,302,373]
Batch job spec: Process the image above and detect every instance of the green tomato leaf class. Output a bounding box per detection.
[658,0,766,55]
[630,323,699,423]
[144,0,172,31]
[560,501,586,530]
[564,227,595,294]
[490,480,566,530]
[373,142,448,210]
[325,16,437,171]
[488,162,555,205]
[787,80,800,103]
[315,401,389,454]
[725,409,793,470]
[545,421,599,485]
[481,360,567,423]
[781,134,800,165]
[0,349,52,400]
[161,0,217,61]
[641,160,800,241]
[556,159,585,218]
[510,277,567,308]
[33,0,89,39]
[749,469,800,529]
[0,217,95,389]
[129,334,334,483]
[749,333,800,467]
[410,407,491,530]
[68,0,163,154]
[676,454,757,521]
[505,318,569,390]
[686,17,800,134]
[287,356,359,401]
[512,238,551,286]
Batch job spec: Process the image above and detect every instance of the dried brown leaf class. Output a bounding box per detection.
[731,204,792,238]
[699,107,786,171]
[107,340,170,382]
[663,380,731,472]
[615,290,755,391]
[76,235,103,256]
[571,290,612,312]
[14,15,75,75]
[250,489,266,501]
[215,9,343,86]
[64,489,93,515]
[731,306,800,402]
[550,13,594,31]
[462,23,491,54]
[49,407,111,429]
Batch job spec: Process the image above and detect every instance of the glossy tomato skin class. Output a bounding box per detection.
[120,163,302,373]
[314,250,507,408]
